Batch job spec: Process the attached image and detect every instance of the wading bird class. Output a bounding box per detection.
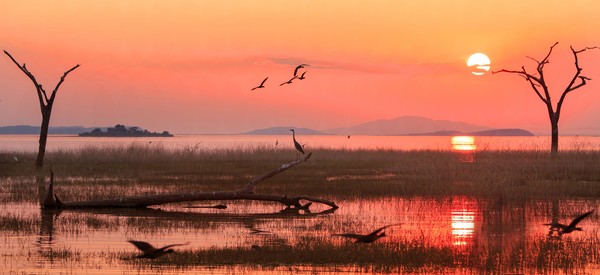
[544,210,594,236]
[128,240,190,259]
[290,129,305,159]
[333,224,401,243]
[251,77,268,90]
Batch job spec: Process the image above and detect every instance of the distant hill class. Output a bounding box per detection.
[242,127,326,135]
[326,116,491,135]
[471,129,534,136]
[0,125,97,135]
[409,128,534,136]
[243,116,534,136]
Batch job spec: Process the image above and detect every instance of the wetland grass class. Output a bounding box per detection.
[122,234,600,274]
[0,213,37,233]
[2,145,600,273]
[2,146,600,203]
[129,236,456,273]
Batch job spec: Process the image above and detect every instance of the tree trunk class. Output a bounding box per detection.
[36,112,51,170]
[550,113,559,158]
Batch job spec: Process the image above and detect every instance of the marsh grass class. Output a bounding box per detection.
[127,236,456,273]
[2,146,600,203]
[121,234,600,274]
[0,213,37,233]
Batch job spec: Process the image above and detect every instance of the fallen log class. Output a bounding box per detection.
[42,152,338,211]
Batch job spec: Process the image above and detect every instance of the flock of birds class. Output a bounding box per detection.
[128,210,596,259]
[125,129,596,259]
[251,64,310,91]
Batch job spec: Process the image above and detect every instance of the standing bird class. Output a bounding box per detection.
[293,64,310,77]
[544,210,594,235]
[290,129,305,160]
[128,240,190,259]
[333,224,401,243]
[251,77,268,91]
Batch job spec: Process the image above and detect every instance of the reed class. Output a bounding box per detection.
[2,146,600,202]
[128,236,456,273]
[0,213,37,233]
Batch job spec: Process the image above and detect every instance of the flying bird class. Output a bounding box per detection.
[298,71,307,80]
[333,223,401,243]
[293,64,310,77]
[128,240,190,259]
[290,129,305,159]
[280,76,297,86]
[544,210,594,236]
[251,77,268,91]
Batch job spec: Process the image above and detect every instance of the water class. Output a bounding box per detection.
[2,134,600,273]
[1,197,599,274]
[2,134,600,152]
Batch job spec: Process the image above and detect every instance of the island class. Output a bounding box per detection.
[78,124,173,137]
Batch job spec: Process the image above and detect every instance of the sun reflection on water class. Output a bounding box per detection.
[451,197,477,247]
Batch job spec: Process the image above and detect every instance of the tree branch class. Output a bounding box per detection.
[556,46,599,115]
[241,152,312,194]
[537,42,559,75]
[4,50,47,108]
[492,68,548,104]
[49,64,80,103]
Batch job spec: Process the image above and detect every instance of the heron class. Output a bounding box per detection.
[333,223,401,243]
[128,240,190,259]
[251,77,268,90]
[290,129,305,159]
[544,210,594,236]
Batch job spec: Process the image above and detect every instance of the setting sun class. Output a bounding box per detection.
[451,136,477,151]
[467,53,491,76]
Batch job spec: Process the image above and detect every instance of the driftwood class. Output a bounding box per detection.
[43,153,338,212]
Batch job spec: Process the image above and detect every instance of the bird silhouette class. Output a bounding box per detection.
[251,77,268,90]
[333,223,401,243]
[298,71,307,80]
[279,76,297,86]
[293,64,310,77]
[544,210,594,235]
[290,129,305,159]
[128,240,190,259]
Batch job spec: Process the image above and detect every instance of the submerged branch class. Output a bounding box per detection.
[41,152,337,212]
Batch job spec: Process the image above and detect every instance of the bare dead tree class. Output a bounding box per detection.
[42,153,339,212]
[492,42,598,157]
[4,50,80,169]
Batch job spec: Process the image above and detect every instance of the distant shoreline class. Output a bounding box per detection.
[78,124,173,137]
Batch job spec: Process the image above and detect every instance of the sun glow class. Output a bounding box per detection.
[451,136,476,151]
[467,53,491,75]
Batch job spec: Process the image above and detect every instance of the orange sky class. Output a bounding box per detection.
[2,1,600,134]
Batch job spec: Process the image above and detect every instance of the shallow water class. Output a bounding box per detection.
[2,134,600,152]
[1,194,598,274]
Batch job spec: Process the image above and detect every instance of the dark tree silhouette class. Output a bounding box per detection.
[493,42,598,157]
[4,50,80,169]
